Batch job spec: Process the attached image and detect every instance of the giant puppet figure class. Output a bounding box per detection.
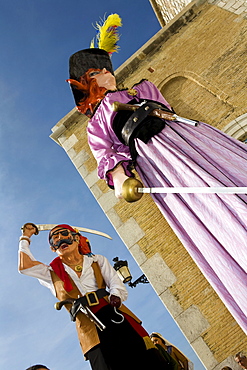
[66,14,247,334]
[18,222,171,370]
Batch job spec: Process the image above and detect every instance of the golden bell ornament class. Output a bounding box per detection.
[122,178,144,203]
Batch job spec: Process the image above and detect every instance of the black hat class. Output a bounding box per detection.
[69,48,114,81]
[68,13,122,111]
[68,48,114,108]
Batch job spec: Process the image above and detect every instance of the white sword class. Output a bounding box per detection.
[122,178,247,202]
[37,224,112,239]
[21,223,112,239]
[138,186,247,194]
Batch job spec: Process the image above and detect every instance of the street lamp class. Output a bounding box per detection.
[113,257,149,288]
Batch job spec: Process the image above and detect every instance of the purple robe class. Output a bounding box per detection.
[87,80,247,334]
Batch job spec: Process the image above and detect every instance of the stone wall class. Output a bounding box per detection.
[149,0,192,25]
[210,0,247,16]
[51,1,247,369]
[150,0,247,26]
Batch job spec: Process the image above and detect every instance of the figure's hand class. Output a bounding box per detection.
[21,223,39,238]
[110,164,129,199]
[110,295,121,308]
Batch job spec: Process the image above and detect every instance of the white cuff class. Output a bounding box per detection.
[19,236,31,244]
[18,239,36,261]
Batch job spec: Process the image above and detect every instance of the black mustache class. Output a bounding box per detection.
[53,238,73,250]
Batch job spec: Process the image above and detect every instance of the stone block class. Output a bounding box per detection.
[142,253,177,295]
[62,134,78,151]
[106,208,123,229]
[77,164,89,179]
[191,336,217,369]
[160,288,183,317]
[90,184,103,200]
[117,217,146,247]
[129,243,147,265]
[97,191,119,213]
[84,169,98,187]
[72,150,90,168]
[176,305,210,342]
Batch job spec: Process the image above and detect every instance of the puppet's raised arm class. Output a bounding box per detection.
[87,110,134,197]
[18,223,52,290]
[18,223,45,271]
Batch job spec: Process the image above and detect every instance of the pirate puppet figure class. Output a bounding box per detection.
[67,14,247,335]
[18,222,170,370]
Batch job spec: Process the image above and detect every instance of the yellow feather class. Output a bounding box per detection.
[93,14,122,54]
[90,38,95,48]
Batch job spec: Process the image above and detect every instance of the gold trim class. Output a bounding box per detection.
[127,88,138,96]
[85,292,99,306]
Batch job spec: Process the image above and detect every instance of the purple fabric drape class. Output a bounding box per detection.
[87,80,247,334]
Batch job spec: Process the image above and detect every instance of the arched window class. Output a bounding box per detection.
[223,114,247,143]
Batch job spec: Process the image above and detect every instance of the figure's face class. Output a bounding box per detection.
[151,337,163,346]
[235,355,247,369]
[50,227,79,256]
[88,68,117,91]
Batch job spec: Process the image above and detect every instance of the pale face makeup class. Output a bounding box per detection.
[89,68,117,91]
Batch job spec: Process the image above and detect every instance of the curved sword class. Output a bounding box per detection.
[22,223,112,239]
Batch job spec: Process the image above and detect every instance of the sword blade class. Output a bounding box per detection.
[36,224,112,239]
[138,187,247,194]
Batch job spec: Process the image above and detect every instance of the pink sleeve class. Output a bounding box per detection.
[87,80,170,187]
[87,103,133,188]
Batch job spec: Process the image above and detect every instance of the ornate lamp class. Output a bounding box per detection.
[113,257,149,288]
[112,257,132,283]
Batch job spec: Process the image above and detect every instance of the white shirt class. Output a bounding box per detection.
[18,240,128,302]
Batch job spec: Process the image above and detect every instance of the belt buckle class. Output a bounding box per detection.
[85,291,99,306]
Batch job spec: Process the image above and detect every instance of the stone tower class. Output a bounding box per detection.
[51,1,247,369]
[149,0,192,26]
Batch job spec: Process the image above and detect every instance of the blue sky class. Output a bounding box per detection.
[0,1,205,369]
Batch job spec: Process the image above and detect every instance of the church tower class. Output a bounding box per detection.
[51,1,247,368]
[149,0,192,25]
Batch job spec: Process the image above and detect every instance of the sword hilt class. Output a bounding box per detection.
[122,178,144,203]
[21,223,39,235]
[54,299,74,310]
[112,101,139,112]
